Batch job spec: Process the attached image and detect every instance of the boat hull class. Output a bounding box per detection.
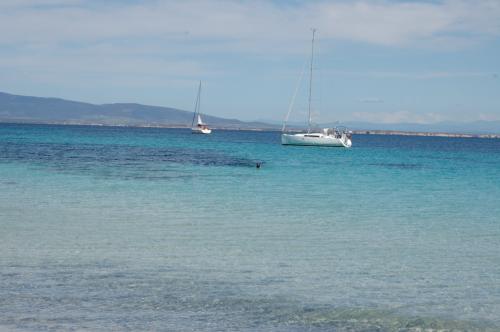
[192,127,212,134]
[281,133,351,148]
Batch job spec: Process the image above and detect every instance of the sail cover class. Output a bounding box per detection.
[197,114,204,125]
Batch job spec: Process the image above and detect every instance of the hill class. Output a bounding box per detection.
[0,91,275,130]
[1,91,499,135]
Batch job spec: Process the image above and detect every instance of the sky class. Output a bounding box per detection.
[0,0,499,124]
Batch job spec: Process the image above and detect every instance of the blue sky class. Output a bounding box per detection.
[0,0,499,123]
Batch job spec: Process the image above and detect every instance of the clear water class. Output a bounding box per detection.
[1,123,499,331]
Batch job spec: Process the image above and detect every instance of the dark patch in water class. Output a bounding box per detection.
[0,142,256,180]
[416,154,469,162]
[288,307,497,332]
[369,162,424,170]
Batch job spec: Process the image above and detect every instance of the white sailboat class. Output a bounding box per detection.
[191,81,212,134]
[281,29,352,148]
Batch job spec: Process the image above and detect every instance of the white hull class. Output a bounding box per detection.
[282,133,351,148]
[281,31,352,149]
[191,127,212,134]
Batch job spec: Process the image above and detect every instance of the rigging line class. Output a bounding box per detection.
[316,32,324,126]
[198,81,202,118]
[307,28,316,133]
[282,58,308,132]
[191,81,201,127]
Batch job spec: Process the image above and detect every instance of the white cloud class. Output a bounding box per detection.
[0,0,498,121]
[478,113,500,121]
[352,110,445,124]
[330,70,494,79]
[0,0,499,50]
[0,0,498,85]
[0,0,82,8]
[360,98,384,103]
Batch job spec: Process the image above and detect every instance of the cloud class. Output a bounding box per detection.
[352,110,445,124]
[0,0,499,84]
[330,70,495,80]
[0,0,498,121]
[0,0,82,9]
[0,0,499,50]
[478,113,500,121]
[319,0,500,47]
[360,98,384,103]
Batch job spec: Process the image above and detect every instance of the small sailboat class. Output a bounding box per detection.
[281,29,352,148]
[191,81,212,134]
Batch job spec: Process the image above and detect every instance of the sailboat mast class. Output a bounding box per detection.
[198,81,202,118]
[191,81,202,127]
[307,28,316,133]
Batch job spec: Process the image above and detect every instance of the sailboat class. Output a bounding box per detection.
[281,29,352,148]
[191,81,212,134]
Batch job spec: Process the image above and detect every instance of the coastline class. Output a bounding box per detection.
[1,119,500,139]
[352,129,500,139]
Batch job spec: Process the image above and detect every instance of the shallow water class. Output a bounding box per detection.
[1,123,500,331]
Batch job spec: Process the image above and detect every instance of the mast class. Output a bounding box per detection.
[282,61,307,132]
[191,81,202,127]
[198,81,202,123]
[307,28,316,133]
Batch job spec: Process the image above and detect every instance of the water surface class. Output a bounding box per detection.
[1,123,500,331]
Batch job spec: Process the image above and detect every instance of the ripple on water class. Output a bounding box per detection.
[0,264,497,331]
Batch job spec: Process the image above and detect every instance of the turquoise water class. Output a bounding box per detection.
[1,123,500,331]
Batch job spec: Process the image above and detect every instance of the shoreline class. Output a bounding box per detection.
[1,120,499,139]
[352,129,500,139]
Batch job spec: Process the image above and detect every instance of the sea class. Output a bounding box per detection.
[1,123,499,331]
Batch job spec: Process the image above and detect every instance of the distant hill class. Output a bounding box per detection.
[1,91,499,135]
[260,118,500,135]
[340,121,500,135]
[0,91,276,130]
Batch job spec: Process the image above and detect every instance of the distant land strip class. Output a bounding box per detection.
[2,91,500,138]
[353,129,500,139]
[1,119,499,139]
[0,119,273,131]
